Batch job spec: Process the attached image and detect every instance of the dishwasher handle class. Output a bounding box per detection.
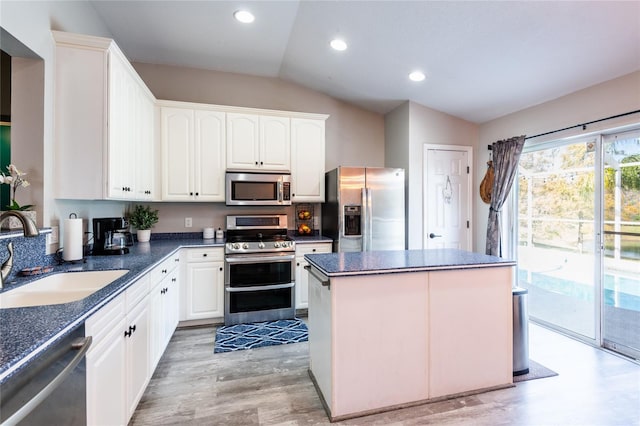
[1,335,92,426]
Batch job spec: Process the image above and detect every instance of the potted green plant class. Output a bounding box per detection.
[127,204,159,243]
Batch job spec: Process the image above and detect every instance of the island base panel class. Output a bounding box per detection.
[428,267,514,398]
[331,273,429,417]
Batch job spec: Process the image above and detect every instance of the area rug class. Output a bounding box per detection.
[513,359,558,382]
[214,318,308,353]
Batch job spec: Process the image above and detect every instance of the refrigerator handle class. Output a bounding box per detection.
[361,187,368,251]
[364,188,373,251]
[367,188,373,251]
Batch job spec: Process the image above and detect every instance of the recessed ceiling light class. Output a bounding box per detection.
[234,10,255,23]
[330,39,348,51]
[409,71,426,82]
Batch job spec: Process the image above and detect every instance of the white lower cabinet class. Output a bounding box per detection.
[295,242,332,309]
[181,247,225,321]
[86,251,180,425]
[86,295,127,426]
[86,274,151,425]
[150,253,181,370]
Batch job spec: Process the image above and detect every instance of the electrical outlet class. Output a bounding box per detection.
[50,226,59,244]
[185,217,193,228]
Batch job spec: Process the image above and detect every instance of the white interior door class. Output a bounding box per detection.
[424,145,472,250]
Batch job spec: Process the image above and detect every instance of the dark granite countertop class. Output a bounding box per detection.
[0,238,225,383]
[304,248,516,277]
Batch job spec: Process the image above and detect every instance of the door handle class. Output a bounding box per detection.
[429,233,442,239]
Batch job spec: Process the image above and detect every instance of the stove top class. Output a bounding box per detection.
[225,214,294,254]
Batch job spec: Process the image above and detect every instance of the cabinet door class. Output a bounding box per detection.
[107,50,133,199]
[291,118,326,202]
[295,243,332,309]
[194,110,226,201]
[149,281,163,371]
[86,318,127,426]
[135,90,155,200]
[260,116,291,171]
[125,297,150,418]
[161,107,194,200]
[164,269,180,345]
[295,256,310,309]
[185,261,224,320]
[226,113,259,170]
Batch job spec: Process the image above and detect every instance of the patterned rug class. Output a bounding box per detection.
[214,318,308,353]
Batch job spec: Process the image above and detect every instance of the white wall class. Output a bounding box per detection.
[474,71,640,254]
[386,102,479,249]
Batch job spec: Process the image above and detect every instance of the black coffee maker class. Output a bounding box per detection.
[92,217,133,255]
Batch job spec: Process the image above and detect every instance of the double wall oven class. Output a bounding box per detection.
[224,215,296,325]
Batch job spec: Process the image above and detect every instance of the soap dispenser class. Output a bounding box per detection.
[215,227,224,240]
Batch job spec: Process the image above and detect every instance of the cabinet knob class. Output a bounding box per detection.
[196,192,199,196]
[124,329,131,338]
[203,253,207,257]
[219,267,223,271]
[297,262,300,266]
[313,249,317,252]
[260,161,263,165]
[172,278,176,282]
[255,161,258,165]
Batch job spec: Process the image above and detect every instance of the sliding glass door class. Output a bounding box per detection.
[517,129,640,358]
[602,131,640,359]
[518,139,597,340]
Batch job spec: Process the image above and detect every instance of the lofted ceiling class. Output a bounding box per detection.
[89,1,640,124]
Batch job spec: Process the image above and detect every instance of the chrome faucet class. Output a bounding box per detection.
[0,211,40,289]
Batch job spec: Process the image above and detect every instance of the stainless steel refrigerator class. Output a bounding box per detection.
[322,167,405,252]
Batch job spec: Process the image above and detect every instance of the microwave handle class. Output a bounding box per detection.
[278,181,283,203]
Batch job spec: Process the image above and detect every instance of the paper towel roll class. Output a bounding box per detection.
[63,217,84,261]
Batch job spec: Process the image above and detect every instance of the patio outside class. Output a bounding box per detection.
[517,134,640,358]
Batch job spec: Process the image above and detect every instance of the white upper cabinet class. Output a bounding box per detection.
[291,118,326,202]
[160,103,225,202]
[226,113,290,171]
[53,31,156,201]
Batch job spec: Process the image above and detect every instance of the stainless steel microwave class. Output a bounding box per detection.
[225,172,292,206]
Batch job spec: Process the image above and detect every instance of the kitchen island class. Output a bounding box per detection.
[304,249,516,421]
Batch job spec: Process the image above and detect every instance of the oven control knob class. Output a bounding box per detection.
[258,242,265,249]
[274,242,280,248]
[242,243,249,249]
[232,243,240,250]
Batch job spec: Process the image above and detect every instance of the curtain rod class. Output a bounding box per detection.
[487,109,640,150]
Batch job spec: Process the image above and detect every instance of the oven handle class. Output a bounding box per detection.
[225,253,296,264]
[225,282,295,293]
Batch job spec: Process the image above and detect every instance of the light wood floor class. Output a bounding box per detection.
[130,323,640,425]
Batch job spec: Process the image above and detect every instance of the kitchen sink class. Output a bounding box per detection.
[0,269,129,308]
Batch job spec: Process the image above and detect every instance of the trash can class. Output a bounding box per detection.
[512,287,529,376]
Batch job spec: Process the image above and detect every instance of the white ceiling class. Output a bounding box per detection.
[89,1,640,124]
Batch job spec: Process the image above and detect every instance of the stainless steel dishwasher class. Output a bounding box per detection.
[0,324,91,426]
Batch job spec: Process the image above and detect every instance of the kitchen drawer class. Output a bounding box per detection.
[295,242,332,256]
[150,252,180,283]
[185,247,224,262]
[86,292,126,345]
[126,273,151,310]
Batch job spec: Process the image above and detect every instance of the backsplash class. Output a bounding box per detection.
[0,231,52,284]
